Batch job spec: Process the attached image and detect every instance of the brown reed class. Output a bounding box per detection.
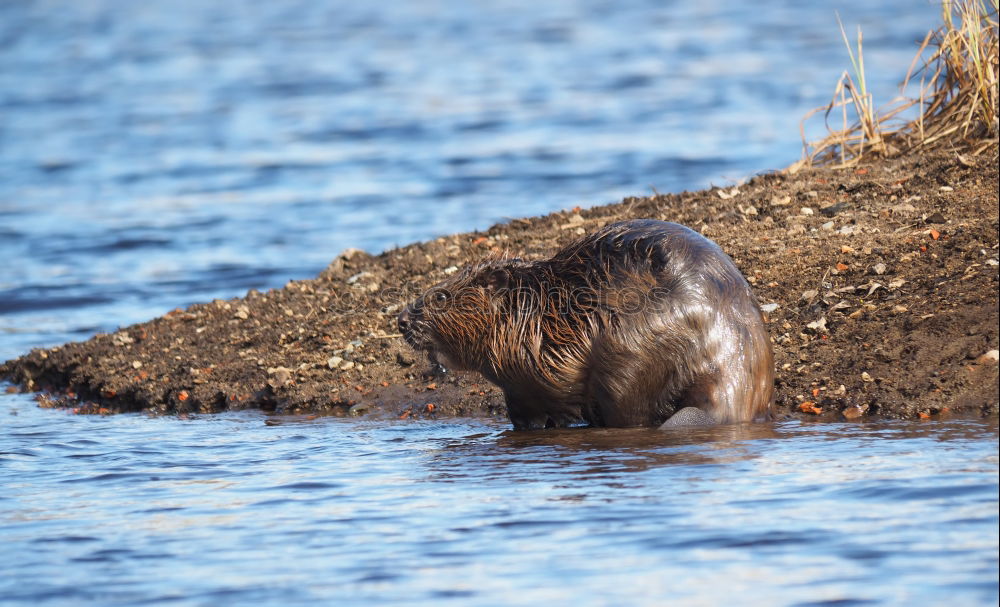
[792,0,998,171]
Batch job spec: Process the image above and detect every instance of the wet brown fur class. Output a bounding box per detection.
[399,219,774,430]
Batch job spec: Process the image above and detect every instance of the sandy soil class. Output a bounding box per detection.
[3,151,998,423]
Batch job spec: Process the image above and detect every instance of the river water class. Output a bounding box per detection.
[1,1,997,605]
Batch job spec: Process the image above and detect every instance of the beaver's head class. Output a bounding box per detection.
[398,259,532,374]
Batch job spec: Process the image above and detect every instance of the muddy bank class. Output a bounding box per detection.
[3,152,998,422]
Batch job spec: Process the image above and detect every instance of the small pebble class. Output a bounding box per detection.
[112,332,134,346]
[842,403,868,419]
[347,272,370,285]
[348,403,371,416]
[806,317,828,332]
[976,350,999,364]
[821,202,849,216]
[266,367,293,388]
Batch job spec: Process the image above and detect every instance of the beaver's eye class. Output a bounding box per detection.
[434,291,448,303]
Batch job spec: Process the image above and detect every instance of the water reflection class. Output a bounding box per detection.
[436,423,781,475]
[428,418,1000,481]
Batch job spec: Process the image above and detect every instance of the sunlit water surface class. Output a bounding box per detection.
[1,403,997,606]
[2,1,998,605]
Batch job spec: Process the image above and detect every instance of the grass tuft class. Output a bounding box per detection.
[793,0,998,170]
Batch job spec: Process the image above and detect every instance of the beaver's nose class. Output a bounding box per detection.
[397,308,411,333]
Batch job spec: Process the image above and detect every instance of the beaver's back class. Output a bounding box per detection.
[546,220,773,427]
[552,219,745,294]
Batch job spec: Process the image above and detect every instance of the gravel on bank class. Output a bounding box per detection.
[3,152,998,423]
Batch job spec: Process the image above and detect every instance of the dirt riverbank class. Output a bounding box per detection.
[3,151,998,423]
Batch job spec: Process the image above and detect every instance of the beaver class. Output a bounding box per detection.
[398,219,774,430]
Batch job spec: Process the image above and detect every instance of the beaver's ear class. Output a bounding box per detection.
[485,268,511,290]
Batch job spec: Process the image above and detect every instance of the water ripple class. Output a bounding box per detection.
[1,1,995,605]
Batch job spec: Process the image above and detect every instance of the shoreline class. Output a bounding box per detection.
[2,151,998,423]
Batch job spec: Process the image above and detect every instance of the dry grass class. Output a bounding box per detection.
[792,0,998,170]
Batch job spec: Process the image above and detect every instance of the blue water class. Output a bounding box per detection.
[1,406,997,606]
[2,1,997,605]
